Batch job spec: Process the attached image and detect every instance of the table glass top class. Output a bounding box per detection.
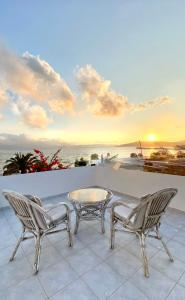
[68,188,109,203]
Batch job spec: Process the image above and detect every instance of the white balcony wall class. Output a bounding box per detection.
[0,166,96,208]
[95,166,185,212]
[0,165,185,212]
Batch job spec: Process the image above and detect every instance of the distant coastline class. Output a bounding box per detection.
[136,147,175,150]
[117,140,185,148]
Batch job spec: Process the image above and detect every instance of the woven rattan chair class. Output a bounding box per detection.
[3,190,73,274]
[110,188,177,277]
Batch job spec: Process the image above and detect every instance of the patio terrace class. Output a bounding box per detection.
[0,166,185,299]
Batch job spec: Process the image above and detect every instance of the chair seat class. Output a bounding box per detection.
[114,205,135,226]
[44,203,67,226]
[109,193,140,209]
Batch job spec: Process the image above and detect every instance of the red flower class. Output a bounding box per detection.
[31,148,68,173]
[34,149,41,154]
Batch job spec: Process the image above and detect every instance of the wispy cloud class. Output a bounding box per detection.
[131,96,172,111]
[12,98,52,129]
[76,65,172,117]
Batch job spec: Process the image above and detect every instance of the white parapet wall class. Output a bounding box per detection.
[0,165,185,212]
[95,166,185,212]
[0,166,96,208]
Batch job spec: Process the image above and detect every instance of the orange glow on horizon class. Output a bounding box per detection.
[147,134,157,142]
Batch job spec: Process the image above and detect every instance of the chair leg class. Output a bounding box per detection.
[66,216,73,247]
[156,228,174,262]
[138,233,149,278]
[110,219,116,249]
[101,209,105,234]
[74,209,81,235]
[9,228,25,261]
[34,235,41,274]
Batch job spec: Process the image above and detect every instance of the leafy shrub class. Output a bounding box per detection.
[75,157,88,167]
[176,151,185,158]
[130,153,138,158]
[91,153,99,160]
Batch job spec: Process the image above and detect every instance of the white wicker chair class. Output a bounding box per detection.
[3,190,73,274]
[110,188,178,277]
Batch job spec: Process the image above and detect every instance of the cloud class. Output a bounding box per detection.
[12,98,52,129]
[48,99,74,115]
[22,52,75,109]
[76,65,172,117]
[0,133,62,150]
[132,96,172,111]
[0,86,9,121]
[0,44,35,96]
[76,65,130,116]
[0,44,75,114]
[0,87,8,107]
[0,44,173,122]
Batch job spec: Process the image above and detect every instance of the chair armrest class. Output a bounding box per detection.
[106,189,113,201]
[110,200,137,225]
[111,200,134,210]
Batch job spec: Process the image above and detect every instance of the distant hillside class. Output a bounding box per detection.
[118,141,185,148]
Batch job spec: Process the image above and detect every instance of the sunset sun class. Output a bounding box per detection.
[147,134,157,142]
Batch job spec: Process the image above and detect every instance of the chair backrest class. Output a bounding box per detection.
[3,190,48,231]
[133,188,178,230]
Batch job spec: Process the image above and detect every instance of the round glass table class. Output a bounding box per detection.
[68,187,112,234]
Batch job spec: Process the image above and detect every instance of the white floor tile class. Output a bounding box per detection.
[82,262,123,299]
[88,235,120,259]
[167,240,185,262]
[38,260,78,297]
[106,248,141,280]
[130,267,176,300]
[178,272,185,288]
[51,278,98,300]
[0,276,46,300]
[166,284,185,300]
[0,257,33,291]
[0,244,24,267]
[150,250,185,281]
[54,236,85,258]
[66,247,101,276]
[109,280,149,300]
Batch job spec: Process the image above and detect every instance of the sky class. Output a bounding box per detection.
[0,0,185,145]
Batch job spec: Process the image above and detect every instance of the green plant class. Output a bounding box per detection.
[176,151,185,158]
[150,150,175,161]
[90,153,99,160]
[130,153,138,158]
[74,157,88,167]
[3,152,37,175]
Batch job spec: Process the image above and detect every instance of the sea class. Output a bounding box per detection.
[0,145,177,175]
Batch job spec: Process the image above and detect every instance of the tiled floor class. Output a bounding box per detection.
[0,191,185,299]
